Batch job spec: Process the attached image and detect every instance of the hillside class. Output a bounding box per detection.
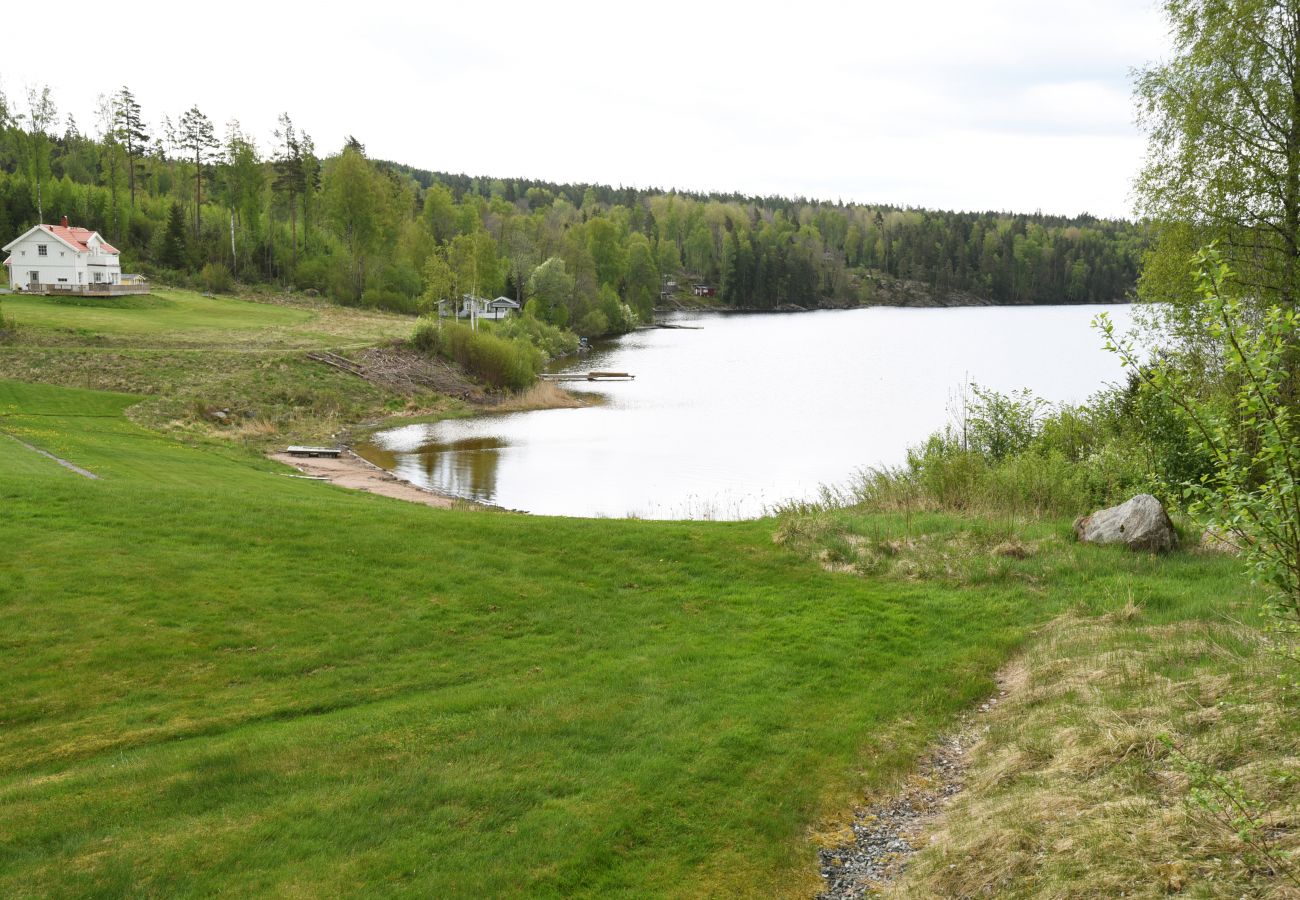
[0,89,1142,333]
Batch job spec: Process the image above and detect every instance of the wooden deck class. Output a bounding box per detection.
[22,283,150,297]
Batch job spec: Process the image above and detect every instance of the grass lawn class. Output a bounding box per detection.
[0,288,447,448]
[1,286,414,349]
[0,377,1256,897]
[2,287,311,338]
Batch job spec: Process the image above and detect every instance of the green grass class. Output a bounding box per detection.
[3,287,310,336]
[0,288,451,448]
[2,286,415,349]
[0,378,1057,896]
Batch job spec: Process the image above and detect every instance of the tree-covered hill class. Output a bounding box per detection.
[0,85,1144,333]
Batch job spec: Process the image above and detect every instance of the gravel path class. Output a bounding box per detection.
[2,429,98,478]
[816,689,1009,898]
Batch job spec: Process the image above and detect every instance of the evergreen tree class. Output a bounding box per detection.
[113,87,149,206]
[174,105,219,237]
[158,202,188,269]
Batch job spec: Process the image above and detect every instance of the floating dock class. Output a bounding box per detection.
[538,371,636,383]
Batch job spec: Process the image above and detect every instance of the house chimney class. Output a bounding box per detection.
[61,215,68,228]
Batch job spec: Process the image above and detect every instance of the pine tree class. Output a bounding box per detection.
[114,87,150,207]
[159,202,188,269]
[174,105,219,237]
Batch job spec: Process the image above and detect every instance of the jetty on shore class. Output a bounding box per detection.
[538,371,636,383]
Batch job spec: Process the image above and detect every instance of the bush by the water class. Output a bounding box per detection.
[491,314,580,358]
[818,378,1210,520]
[412,319,541,390]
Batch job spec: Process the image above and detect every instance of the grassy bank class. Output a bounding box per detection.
[896,612,1299,898]
[774,500,1298,897]
[0,288,465,447]
[0,378,1062,896]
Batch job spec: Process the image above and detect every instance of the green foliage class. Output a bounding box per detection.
[0,93,1142,322]
[1102,245,1300,634]
[157,202,188,269]
[963,384,1047,462]
[1134,0,1300,311]
[199,262,233,294]
[361,287,418,314]
[832,381,1171,519]
[413,319,541,390]
[490,313,579,359]
[527,256,575,327]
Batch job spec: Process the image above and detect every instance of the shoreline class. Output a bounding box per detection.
[272,382,595,512]
[269,449,464,509]
[656,297,1134,315]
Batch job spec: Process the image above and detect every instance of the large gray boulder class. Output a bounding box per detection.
[1073,494,1178,553]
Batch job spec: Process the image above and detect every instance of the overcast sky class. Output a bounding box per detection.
[1,0,1169,218]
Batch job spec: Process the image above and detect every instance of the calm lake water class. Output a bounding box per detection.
[360,305,1135,519]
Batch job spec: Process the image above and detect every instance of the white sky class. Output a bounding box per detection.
[1,0,1168,218]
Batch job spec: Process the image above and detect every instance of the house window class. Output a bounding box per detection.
[37,245,47,257]
[93,272,103,283]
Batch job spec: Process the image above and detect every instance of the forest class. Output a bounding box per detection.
[0,85,1146,334]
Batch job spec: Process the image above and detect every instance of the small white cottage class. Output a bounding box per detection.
[481,296,521,320]
[2,217,143,295]
[438,295,522,321]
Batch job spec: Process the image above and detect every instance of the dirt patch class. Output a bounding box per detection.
[270,450,458,509]
[339,343,493,403]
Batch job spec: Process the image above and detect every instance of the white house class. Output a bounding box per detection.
[438,295,522,322]
[2,218,145,295]
[481,296,521,320]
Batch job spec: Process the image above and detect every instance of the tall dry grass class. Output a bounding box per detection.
[893,613,1299,898]
[494,381,589,412]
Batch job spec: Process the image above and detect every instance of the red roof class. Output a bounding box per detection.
[40,223,119,255]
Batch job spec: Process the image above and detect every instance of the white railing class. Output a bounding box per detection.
[27,282,150,296]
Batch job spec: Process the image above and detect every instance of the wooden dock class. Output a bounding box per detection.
[285,445,342,458]
[538,371,636,383]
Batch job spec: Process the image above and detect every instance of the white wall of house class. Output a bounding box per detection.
[5,232,121,289]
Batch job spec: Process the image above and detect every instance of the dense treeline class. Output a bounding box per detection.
[0,84,1144,334]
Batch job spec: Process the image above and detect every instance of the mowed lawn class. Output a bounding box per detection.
[2,288,415,350]
[3,288,311,336]
[0,379,1248,896]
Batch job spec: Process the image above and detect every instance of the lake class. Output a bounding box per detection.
[360,304,1135,519]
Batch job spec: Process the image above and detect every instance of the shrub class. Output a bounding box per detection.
[200,262,233,294]
[963,384,1047,462]
[576,309,609,339]
[361,288,418,315]
[1102,245,1300,634]
[492,314,580,358]
[412,320,541,390]
[0,296,17,340]
[905,432,989,511]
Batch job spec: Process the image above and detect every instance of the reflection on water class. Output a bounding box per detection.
[361,305,1136,519]
[358,435,506,504]
[414,436,504,503]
